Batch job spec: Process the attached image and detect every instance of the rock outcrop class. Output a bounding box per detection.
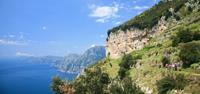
[106,17,168,58]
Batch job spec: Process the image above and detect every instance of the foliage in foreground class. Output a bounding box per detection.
[156,74,187,94]
[118,54,137,80]
[52,67,144,94]
[51,76,64,94]
[74,67,143,94]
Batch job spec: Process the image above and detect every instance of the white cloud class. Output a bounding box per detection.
[90,44,96,47]
[0,39,27,46]
[16,52,34,57]
[42,26,47,30]
[89,4,120,23]
[133,6,149,10]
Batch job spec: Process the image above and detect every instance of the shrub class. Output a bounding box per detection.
[156,74,187,94]
[122,77,144,94]
[172,28,193,46]
[51,76,64,94]
[172,28,200,47]
[118,54,136,79]
[179,41,200,68]
[73,67,110,94]
[100,73,110,84]
[161,56,170,67]
[120,54,136,69]
[118,67,128,80]
[191,63,200,70]
[156,76,176,94]
[109,77,144,94]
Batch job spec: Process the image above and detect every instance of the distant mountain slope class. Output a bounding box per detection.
[11,46,106,74]
[53,46,106,74]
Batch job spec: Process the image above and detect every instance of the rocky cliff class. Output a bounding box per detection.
[106,17,168,58]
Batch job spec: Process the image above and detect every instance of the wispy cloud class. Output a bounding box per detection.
[16,52,34,57]
[0,39,27,46]
[132,5,149,10]
[90,44,96,47]
[8,34,15,38]
[42,26,47,31]
[100,34,106,38]
[89,4,120,23]
[115,21,121,25]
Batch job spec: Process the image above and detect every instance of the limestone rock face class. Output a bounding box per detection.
[106,17,168,58]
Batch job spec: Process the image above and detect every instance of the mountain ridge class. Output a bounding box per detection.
[54,46,106,74]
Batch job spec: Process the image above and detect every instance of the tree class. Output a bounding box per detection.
[73,67,110,94]
[51,76,64,94]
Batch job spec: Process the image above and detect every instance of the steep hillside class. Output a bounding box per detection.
[52,0,200,94]
[106,0,199,58]
[101,0,200,93]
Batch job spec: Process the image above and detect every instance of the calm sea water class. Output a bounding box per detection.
[0,58,77,94]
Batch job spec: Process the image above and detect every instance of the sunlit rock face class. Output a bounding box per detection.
[106,17,168,59]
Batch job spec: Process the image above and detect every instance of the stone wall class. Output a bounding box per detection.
[106,17,168,58]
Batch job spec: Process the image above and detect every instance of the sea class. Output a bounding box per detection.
[0,57,77,94]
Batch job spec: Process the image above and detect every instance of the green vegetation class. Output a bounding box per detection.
[51,76,64,94]
[156,74,187,94]
[171,28,200,46]
[179,41,200,68]
[118,54,137,79]
[109,77,144,94]
[52,67,144,94]
[161,56,170,67]
[51,0,200,94]
[73,67,110,94]
[108,0,187,35]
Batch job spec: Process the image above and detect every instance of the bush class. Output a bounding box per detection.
[118,67,128,80]
[179,41,200,68]
[109,77,144,94]
[73,67,110,94]
[172,28,193,46]
[156,74,187,94]
[118,54,136,79]
[120,54,136,69]
[156,76,176,94]
[51,76,64,94]
[191,63,200,70]
[172,28,200,46]
[122,77,144,94]
[161,56,170,67]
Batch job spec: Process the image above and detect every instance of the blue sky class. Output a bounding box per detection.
[0,0,159,57]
